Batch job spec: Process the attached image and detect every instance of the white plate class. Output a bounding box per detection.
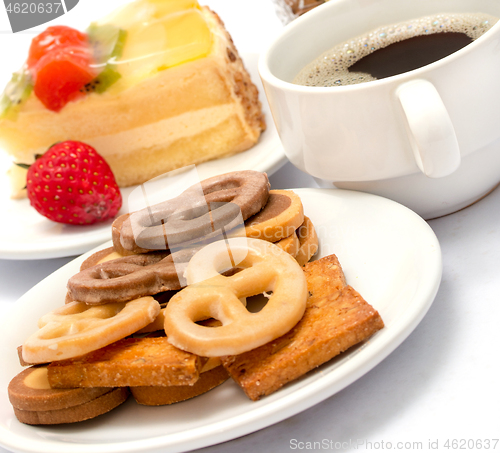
[0,53,286,260]
[0,188,442,453]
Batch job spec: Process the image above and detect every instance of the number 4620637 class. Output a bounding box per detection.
[5,3,63,14]
[443,439,499,450]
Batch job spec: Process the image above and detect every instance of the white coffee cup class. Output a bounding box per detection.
[259,0,500,219]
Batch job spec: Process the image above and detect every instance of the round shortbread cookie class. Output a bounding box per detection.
[245,190,304,242]
[131,364,228,406]
[295,216,319,266]
[12,387,129,425]
[275,231,300,257]
[8,366,109,412]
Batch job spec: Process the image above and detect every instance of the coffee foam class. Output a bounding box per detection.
[293,13,498,87]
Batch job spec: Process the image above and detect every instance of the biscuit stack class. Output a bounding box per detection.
[8,170,383,424]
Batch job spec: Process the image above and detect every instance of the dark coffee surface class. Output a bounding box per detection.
[293,13,497,87]
[349,32,472,79]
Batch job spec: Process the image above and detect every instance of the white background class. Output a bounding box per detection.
[1,1,499,452]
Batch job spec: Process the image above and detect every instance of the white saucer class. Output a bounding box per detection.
[0,188,442,453]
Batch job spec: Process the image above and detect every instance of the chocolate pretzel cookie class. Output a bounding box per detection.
[113,170,270,254]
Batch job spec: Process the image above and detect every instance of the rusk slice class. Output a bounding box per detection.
[47,337,206,388]
[221,254,384,400]
[0,6,265,188]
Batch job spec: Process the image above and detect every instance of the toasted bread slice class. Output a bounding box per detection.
[47,337,206,388]
[221,254,384,400]
[302,252,346,297]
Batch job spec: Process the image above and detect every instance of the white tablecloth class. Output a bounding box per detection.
[0,1,499,452]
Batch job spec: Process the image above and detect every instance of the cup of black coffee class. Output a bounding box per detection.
[259,0,500,219]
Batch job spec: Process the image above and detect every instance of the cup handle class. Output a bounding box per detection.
[396,79,461,178]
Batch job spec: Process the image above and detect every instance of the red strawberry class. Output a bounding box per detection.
[26,141,122,225]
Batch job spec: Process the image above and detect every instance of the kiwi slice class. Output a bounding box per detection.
[0,68,33,120]
[86,23,127,93]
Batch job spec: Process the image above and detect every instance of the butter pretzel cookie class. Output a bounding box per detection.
[67,248,197,305]
[164,238,308,357]
[137,306,221,335]
[113,170,270,254]
[245,190,304,242]
[22,297,160,364]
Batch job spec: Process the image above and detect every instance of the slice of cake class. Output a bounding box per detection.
[0,0,266,190]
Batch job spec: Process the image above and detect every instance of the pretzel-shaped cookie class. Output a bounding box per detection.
[67,248,197,305]
[245,190,304,242]
[22,297,160,364]
[113,171,270,254]
[164,238,308,357]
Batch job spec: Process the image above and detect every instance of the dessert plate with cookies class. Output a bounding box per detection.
[0,172,442,453]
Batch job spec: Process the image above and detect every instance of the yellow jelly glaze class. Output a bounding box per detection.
[104,0,213,91]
